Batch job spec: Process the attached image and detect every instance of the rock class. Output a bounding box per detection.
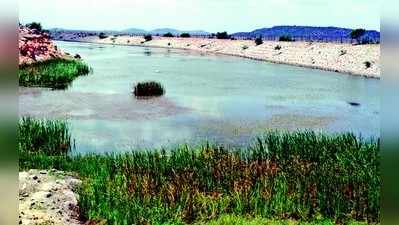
[348,102,361,107]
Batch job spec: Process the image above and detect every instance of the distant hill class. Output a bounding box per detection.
[232,25,380,41]
[121,28,147,34]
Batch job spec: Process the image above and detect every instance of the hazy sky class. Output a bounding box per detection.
[19,0,380,32]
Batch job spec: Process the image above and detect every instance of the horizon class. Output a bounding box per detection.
[19,0,380,33]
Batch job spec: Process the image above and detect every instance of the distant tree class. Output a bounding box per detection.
[26,22,42,31]
[216,31,230,39]
[279,35,294,42]
[163,32,174,37]
[144,34,153,42]
[180,33,191,38]
[99,32,108,39]
[350,29,366,44]
[255,37,263,46]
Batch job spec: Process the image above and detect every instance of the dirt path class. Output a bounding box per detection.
[19,169,83,225]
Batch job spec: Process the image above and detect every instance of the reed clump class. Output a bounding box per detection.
[133,81,165,97]
[19,58,91,89]
[19,118,380,225]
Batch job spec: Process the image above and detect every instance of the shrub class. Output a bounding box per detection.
[163,32,174,37]
[339,49,347,56]
[98,32,108,39]
[180,33,191,38]
[133,81,165,97]
[144,34,152,42]
[255,37,263,46]
[26,22,42,31]
[274,45,282,50]
[350,28,366,44]
[364,61,372,68]
[242,45,249,50]
[216,31,230,39]
[279,35,294,42]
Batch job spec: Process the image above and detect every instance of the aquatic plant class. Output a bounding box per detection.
[19,58,91,89]
[133,81,165,97]
[20,125,380,225]
[18,117,73,156]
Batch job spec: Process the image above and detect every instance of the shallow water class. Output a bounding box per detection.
[19,41,380,153]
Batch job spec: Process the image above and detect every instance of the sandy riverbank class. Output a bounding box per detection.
[72,35,380,78]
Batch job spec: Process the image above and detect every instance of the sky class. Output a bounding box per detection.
[19,0,380,32]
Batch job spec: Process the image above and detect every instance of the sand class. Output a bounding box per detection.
[75,35,380,78]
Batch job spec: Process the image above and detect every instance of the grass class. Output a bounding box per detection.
[133,81,165,97]
[19,118,380,225]
[19,58,91,89]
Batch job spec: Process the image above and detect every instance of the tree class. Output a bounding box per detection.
[144,34,153,42]
[180,33,191,38]
[26,22,42,31]
[163,32,174,37]
[255,37,263,46]
[216,32,229,39]
[350,29,366,44]
[99,32,108,39]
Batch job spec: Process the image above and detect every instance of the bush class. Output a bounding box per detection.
[274,45,282,50]
[279,35,294,42]
[133,81,165,97]
[98,32,108,39]
[350,28,366,44]
[255,37,263,46]
[26,22,42,31]
[242,45,249,50]
[163,32,174,37]
[216,32,230,39]
[364,61,372,68]
[180,33,191,38]
[144,34,152,42]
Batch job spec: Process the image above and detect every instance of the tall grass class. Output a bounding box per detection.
[19,117,73,156]
[133,81,165,97]
[19,119,380,224]
[19,58,91,89]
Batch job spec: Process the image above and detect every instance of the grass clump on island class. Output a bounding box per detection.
[19,58,91,89]
[133,81,165,97]
[19,118,380,225]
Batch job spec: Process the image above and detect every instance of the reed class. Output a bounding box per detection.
[133,81,165,97]
[19,58,91,89]
[19,118,380,225]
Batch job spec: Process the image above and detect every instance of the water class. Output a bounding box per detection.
[19,41,380,153]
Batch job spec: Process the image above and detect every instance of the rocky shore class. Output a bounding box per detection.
[19,169,82,225]
[19,26,68,65]
[74,35,380,78]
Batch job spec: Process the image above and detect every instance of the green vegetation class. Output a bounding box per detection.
[19,118,380,225]
[200,214,368,225]
[133,81,165,97]
[26,22,42,31]
[255,37,264,46]
[216,32,230,39]
[279,36,294,42]
[350,29,366,44]
[364,61,372,69]
[144,34,153,42]
[19,58,91,89]
[180,33,191,38]
[163,32,175,37]
[99,32,108,39]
